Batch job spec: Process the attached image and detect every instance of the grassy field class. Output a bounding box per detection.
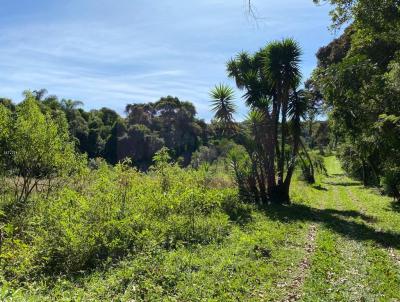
[2,156,400,301]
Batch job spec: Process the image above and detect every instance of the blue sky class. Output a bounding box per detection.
[0,0,335,120]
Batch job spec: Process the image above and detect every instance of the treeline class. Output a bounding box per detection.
[312,0,400,200]
[0,89,330,172]
[1,92,212,170]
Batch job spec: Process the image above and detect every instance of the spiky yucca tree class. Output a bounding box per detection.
[264,39,302,189]
[210,84,238,135]
[212,39,304,204]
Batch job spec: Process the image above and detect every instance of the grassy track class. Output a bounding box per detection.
[300,157,400,302]
[2,156,400,301]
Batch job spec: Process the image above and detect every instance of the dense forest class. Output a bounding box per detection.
[0,0,399,301]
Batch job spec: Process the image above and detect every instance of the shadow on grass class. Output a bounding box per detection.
[329,173,346,177]
[390,201,400,213]
[323,208,378,223]
[323,181,360,187]
[260,202,399,249]
[312,184,328,191]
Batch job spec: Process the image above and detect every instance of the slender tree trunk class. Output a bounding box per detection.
[266,107,278,199]
[361,159,367,186]
[308,118,314,148]
[282,90,302,203]
[278,116,287,186]
[278,89,289,186]
[283,146,300,204]
[256,156,268,204]
[300,139,315,184]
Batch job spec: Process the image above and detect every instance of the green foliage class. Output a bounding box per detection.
[0,105,12,175]
[220,38,306,204]
[124,96,207,167]
[313,0,400,32]
[0,155,242,281]
[152,147,172,193]
[375,114,400,199]
[312,0,400,196]
[210,84,237,135]
[2,92,211,170]
[299,150,327,184]
[0,94,79,207]
[227,145,257,202]
[381,166,400,201]
[220,193,253,224]
[2,156,399,301]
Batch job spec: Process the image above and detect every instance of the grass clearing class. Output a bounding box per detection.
[2,156,400,301]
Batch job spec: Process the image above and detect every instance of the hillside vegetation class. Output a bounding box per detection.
[1,157,399,301]
[1,1,400,300]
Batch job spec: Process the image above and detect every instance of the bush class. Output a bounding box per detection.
[220,193,253,224]
[0,158,246,280]
[381,166,400,201]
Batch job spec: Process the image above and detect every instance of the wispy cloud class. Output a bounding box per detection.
[0,0,333,120]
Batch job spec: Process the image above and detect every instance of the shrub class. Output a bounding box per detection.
[0,158,247,279]
[220,193,253,224]
[381,166,400,201]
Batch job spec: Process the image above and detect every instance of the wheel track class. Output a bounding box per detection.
[280,224,318,302]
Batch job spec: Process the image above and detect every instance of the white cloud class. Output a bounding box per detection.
[0,0,333,120]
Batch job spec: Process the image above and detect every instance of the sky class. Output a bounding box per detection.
[0,0,336,120]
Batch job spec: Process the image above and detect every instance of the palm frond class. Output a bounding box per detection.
[263,38,303,91]
[209,84,237,124]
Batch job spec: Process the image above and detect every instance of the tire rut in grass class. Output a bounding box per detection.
[280,224,318,302]
[301,180,371,301]
[331,184,400,300]
[334,185,372,300]
[347,188,400,269]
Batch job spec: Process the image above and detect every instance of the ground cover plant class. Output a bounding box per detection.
[1,156,399,301]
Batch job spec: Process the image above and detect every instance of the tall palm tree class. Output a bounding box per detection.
[61,99,84,111]
[60,99,84,121]
[227,50,279,197]
[221,39,303,204]
[32,89,48,101]
[210,84,237,135]
[263,39,302,187]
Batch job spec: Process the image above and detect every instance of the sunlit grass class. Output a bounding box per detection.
[2,157,400,301]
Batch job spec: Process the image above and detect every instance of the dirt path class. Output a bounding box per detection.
[281,224,317,302]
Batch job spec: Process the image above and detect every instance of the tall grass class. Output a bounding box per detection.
[0,159,250,285]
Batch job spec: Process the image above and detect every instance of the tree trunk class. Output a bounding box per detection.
[281,91,302,204]
[278,99,287,186]
[361,159,367,186]
[266,106,278,200]
[256,157,268,204]
[300,139,315,184]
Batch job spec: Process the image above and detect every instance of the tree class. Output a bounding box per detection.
[31,88,48,101]
[313,0,400,30]
[61,99,84,112]
[312,0,400,197]
[216,38,304,203]
[104,119,128,164]
[303,79,325,148]
[125,96,205,167]
[210,84,237,135]
[0,94,79,208]
[116,124,164,170]
[263,39,302,192]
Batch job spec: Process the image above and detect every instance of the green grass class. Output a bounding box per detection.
[2,156,400,301]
